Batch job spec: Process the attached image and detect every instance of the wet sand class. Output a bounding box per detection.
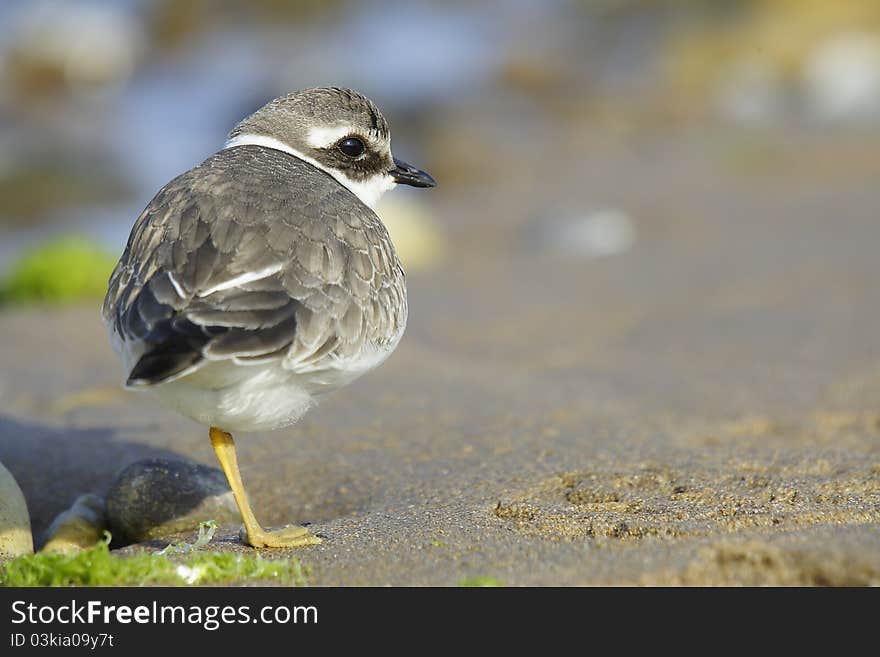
[1,124,878,585]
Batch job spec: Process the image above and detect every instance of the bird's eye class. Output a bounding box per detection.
[337,137,365,158]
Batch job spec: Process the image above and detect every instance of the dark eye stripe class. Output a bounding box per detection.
[338,137,365,157]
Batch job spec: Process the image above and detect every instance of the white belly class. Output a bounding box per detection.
[153,363,314,432]
[146,342,398,432]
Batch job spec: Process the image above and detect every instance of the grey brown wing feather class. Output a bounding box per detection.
[102,146,406,387]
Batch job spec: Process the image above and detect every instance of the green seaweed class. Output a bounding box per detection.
[458,576,505,587]
[0,534,308,587]
[158,520,218,555]
[0,237,117,305]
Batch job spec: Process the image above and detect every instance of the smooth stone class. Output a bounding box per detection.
[0,460,33,559]
[105,458,238,543]
[375,196,446,271]
[41,493,107,553]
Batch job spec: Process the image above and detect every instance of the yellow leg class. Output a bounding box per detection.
[209,427,321,548]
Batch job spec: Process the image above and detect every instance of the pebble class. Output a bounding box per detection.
[0,460,33,559]
[531,208,637,259]
[41,494,107,553]
[376,196,446,271]
[803,32,880,122]
[105,458,238,543]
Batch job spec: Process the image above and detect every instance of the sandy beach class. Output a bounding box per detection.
[2,122,878,585]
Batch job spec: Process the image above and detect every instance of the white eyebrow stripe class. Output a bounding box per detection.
[223,133,396,209]
[167,272,187,298]
[305,125,357,148]
[198,263,283,297]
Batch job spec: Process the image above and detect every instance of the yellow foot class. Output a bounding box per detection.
[239,524,322,548]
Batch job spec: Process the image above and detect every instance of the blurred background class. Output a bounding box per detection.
[2,0,879,286]
[2,1,880,580]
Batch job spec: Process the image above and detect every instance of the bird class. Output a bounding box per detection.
[102,87,436,548]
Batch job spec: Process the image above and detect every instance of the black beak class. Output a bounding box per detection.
[390,157,436,188]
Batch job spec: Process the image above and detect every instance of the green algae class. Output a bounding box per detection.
[0,532,308,587]
[158,520,218,556]
[0,237,117,305]
[458,576,505,587]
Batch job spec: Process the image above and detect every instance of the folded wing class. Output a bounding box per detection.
[102,147,406,388]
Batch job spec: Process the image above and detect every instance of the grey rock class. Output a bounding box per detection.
[106,458,238,543]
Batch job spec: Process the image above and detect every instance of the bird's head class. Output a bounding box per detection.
[225,87,435,208]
